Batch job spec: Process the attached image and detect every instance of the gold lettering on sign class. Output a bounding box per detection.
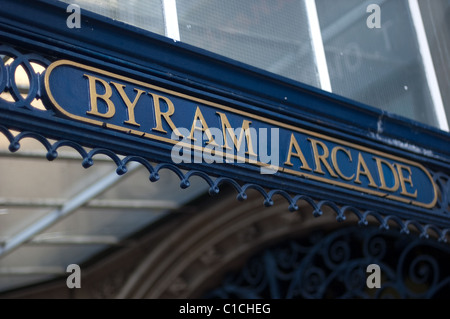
[110,82,145,127]
[188,106,219,146]
[84,74,115,119]
[149,93,182,137]
[283,133,312,171]
[308,138,338,178]
[44,60,438,210]
[355,153,377,188]
[373,156,399,192]
[216,112,257,157]
[331,146,355,181]
[395,163,418,198]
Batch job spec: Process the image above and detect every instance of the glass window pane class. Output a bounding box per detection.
[59,0,166,36]
[316,0,441,128]
[176,0,321,88]
[419,0,450,129]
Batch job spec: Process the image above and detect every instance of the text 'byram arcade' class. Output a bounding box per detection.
[44,60,437,209]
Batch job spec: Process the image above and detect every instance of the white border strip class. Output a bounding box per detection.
[304,0,332,92]
[408,0,449,131]
[162,0,180,41]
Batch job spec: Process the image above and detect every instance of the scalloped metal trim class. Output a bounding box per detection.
[1,125,449,243]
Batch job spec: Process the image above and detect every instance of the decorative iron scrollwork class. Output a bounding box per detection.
[204,226,450,299]
[0,44,51,110]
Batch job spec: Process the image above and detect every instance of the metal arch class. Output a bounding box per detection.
[203,225,450,299]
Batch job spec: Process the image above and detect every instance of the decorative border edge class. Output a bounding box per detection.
[1,124,449,243]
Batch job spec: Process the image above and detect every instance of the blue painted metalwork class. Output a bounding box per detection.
[203,226,450,298]
[0,1,449,230]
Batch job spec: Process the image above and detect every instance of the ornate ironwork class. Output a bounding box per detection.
[0,44,51,110]
[1,124,450,243]
[204,226,450,299]
[0,43,450,241]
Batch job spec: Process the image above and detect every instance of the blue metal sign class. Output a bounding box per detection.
[44,60,437,209]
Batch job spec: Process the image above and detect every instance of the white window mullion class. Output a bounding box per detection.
[304,0,332,93]
[162,0,180,41]
[408,0,449,131]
